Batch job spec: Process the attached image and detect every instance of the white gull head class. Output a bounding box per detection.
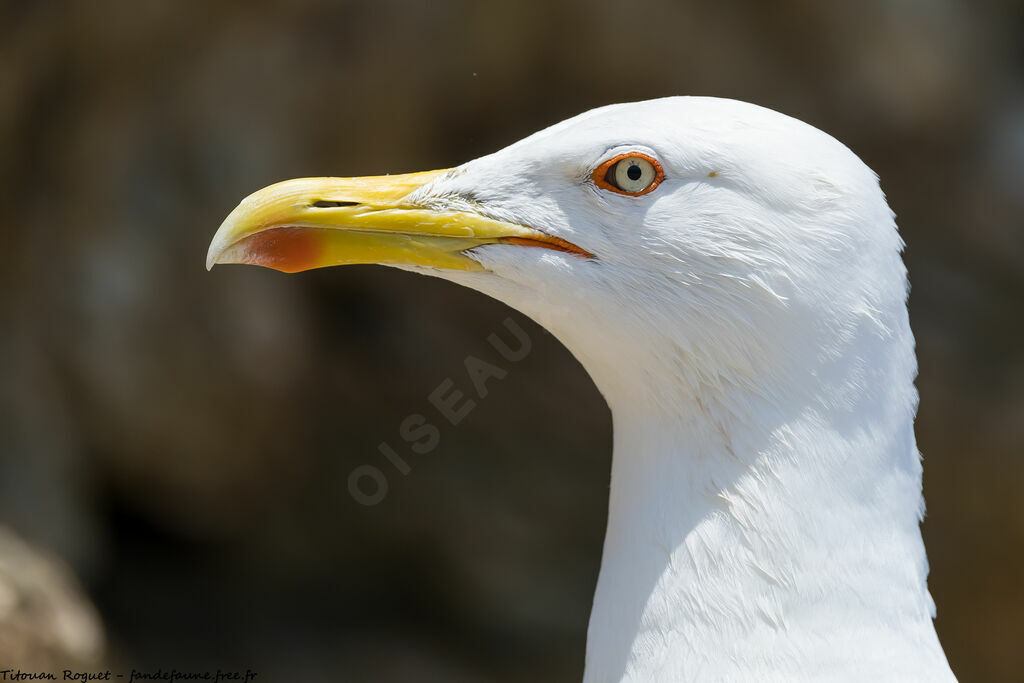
[209,96,956,682]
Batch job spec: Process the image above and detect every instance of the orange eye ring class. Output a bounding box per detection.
[592,152,665,196]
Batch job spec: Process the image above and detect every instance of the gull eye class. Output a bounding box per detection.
[593,152,664,196]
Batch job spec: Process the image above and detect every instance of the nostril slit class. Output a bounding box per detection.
[312,200,359,208]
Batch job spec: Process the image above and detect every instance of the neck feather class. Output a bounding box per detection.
[576,333,954,682]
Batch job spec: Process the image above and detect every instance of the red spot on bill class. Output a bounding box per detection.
[236,227,322,273]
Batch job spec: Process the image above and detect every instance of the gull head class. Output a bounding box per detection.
[208,97,907,406]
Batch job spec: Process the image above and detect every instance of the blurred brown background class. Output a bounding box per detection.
[1,0,1022,680]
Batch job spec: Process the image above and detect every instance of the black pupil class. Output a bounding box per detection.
[626,163,643,181]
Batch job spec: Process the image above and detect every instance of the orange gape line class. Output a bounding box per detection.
[240,227,322,273]
[235,226,593,272]
[501,235,594,258]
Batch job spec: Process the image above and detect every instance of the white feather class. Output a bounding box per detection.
[404,96,956,682]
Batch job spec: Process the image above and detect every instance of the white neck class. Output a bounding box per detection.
[572,332,955,682]
[443,177,957,680]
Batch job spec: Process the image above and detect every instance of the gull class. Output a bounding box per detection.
[207,96,956,682]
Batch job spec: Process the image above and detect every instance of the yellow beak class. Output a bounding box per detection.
[206,169,589,273]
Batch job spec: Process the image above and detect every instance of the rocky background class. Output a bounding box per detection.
[1,0,1022,680]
